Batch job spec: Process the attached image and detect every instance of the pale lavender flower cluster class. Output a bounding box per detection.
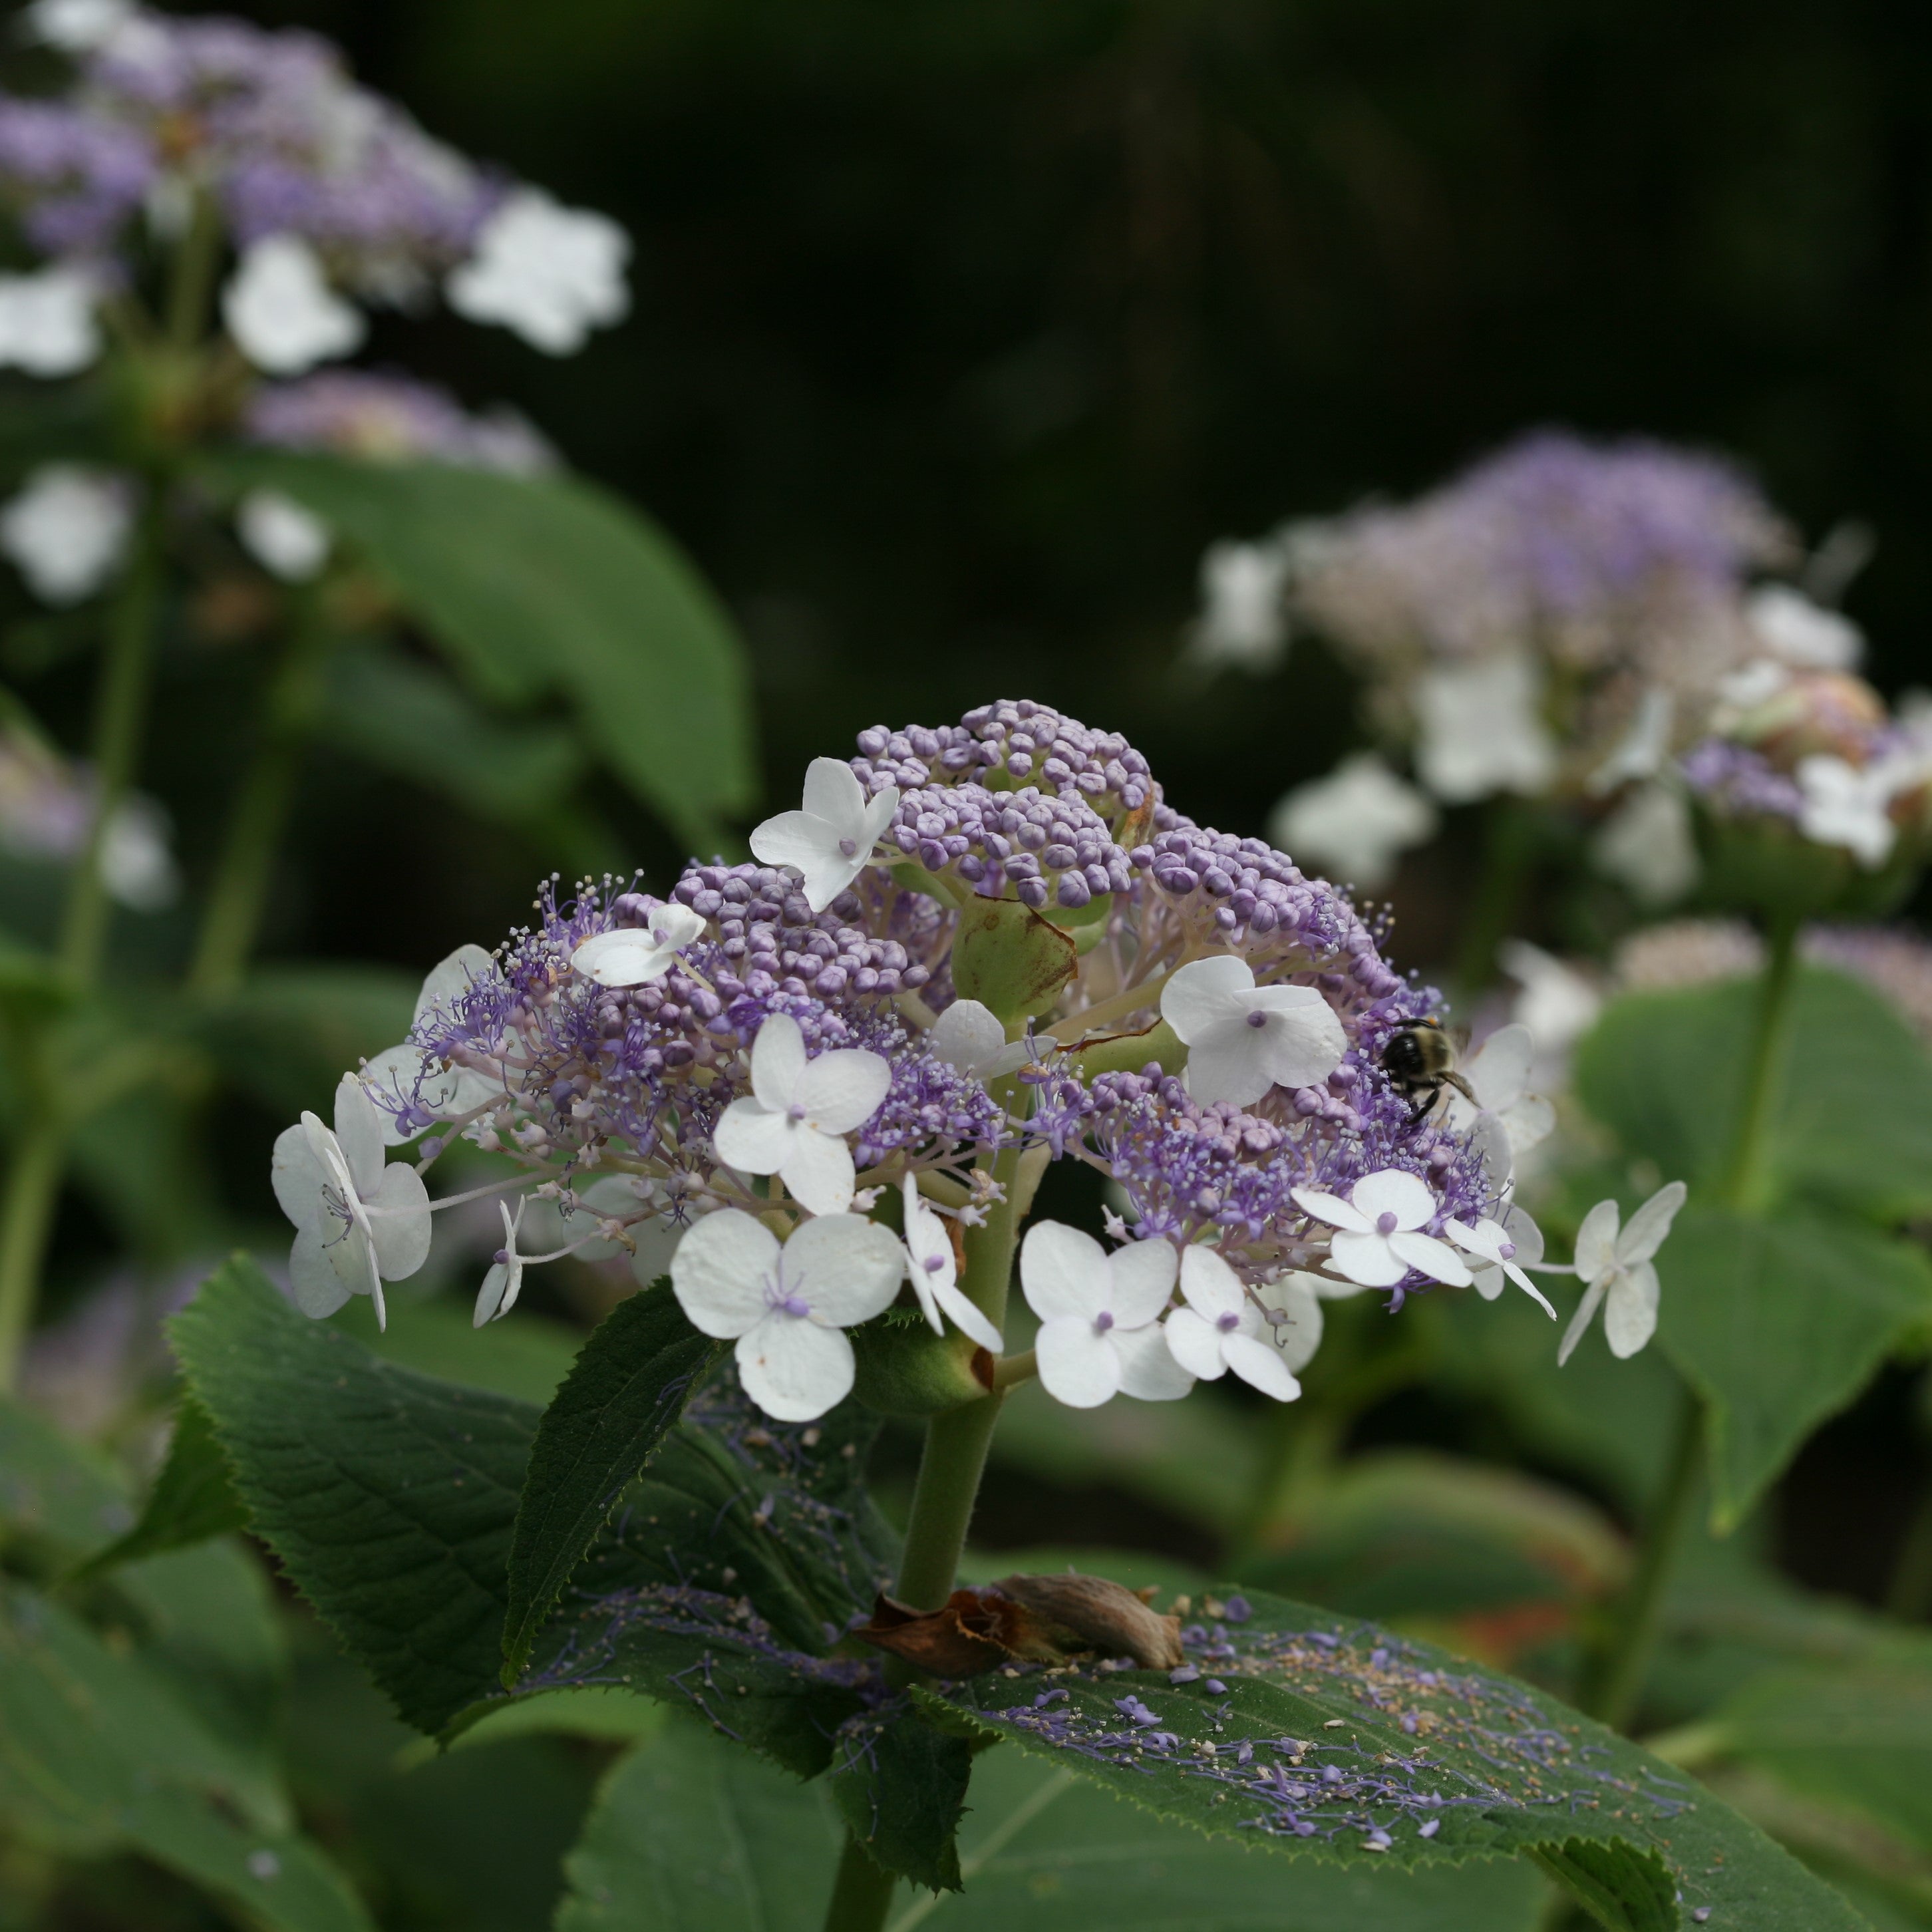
[0,9,494,287]
[1294,430,1788,677]
[245,372,554,475]
[373,703,1490,1305]
[1679,738,1806,825]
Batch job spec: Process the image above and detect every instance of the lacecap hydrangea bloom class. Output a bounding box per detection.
[274,701,1677,1420]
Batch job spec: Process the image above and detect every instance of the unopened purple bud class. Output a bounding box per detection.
[923,1253,945,1273]
[492,1248,508,1265]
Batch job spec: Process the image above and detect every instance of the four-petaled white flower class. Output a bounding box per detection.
[1414,651,1557,804]
[711,1013,890,1216]
[1558,1182,1686,1365]
[1443,1023,1554,1184]
[1164,1245,1301,1400]
[237,488,331,582]
[670,1208,905,1421]
[1290,1169,1472,1290]
[1587,687,1675,796]
[472,1199,528,1327]
[1749,585,1862,672]
[1796,752,1921,869]
[222,236,365,375]
[572,902,707,987]
[0,265,100,377]
[447,190,631,356]
[925,997,1031,1082]
[1160,955,1347,1109]
[1189,537,1291,673]
[1269,752,1438,889]
[1019,1221,1194,1409]
[748,758,899,915]
[1446,1205,1554,1317]
[271,1074,431,1328]
[363,943,506,1146]
[899,1178,1001,1351]
[0,464,131,604]
[1592,780,1699,907]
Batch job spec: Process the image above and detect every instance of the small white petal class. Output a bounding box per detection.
[288,1223,353,1319]
[1288,1187,1375,1235]
[1164,1305,1228,1380]
[801,755,866,830]
[1114,1322,1196,1401]
[1326,1230,1409,1288]
[237,489,329,581]
[1604,1263,1661,1359]
[1221,1331,1300,1401]
[1178,1244,1245,1323]
[573,929,680,987]
[1106,1238,1179,1329]
[1617,1181,1687,1267]
[782,1213,904,1327]
[712,1099,796,1177]
[1557,1279,1609,1366]
[1035,1316,1121,1408]
[748,1013,809,1109]
[931,1280,1002,1353]
[1160,955,1255,1043]
[928,999,1009,1072]
[794,1048,891,1135]
[735,1315,854,1422]
[1387,1230,1473,1287]
[331,1074,387,1199]
[1348,1170,1436,1230]
[446,188,629,355]
[1021,1221,1112,1323]
[671,1208,781,1339]
[365,1162,431,1281]
[1573,1199,1623,1284]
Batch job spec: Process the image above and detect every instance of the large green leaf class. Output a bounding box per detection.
[170,1255,536,1734]
[555,1719,1552,1931]
[0,1583,373,1932]
[502,1281,720,1681]
[207,451,756,850]
[924,1587,1866,1930]
[0,1391,132,1555]
[338,1290,584,1407]
[1657,1207,1932,1530]
[1575,967,1932,1221]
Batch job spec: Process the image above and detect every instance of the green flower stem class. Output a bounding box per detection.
[1720,915,1800,1215]
[164,188,224,354]
[0,1110,65,1392]
[821,1834,897,1932]
[188,593,331,998]
[1882,1477,1932,1622]
[1582,1385,1703,1728]
[57,502,164,987]
[1451,797,1538,997]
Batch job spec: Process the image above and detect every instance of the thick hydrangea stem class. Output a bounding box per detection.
[189,592,331,997]
[1585,919,1799,1727]
[822,1834,898,1932]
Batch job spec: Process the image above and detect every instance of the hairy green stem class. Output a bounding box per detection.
[821,1835,897,1932]
[188,597,329,997]
[1582,1388,1703,1728]
[57,505,164,987]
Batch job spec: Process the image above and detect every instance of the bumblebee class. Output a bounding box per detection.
[1380,1017,1475,1122]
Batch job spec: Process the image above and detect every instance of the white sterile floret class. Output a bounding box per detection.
[1444,1023,1554,1184]
[670,1208,905,1422]
[1164,1245,1300,1400]
[925,997,1030,1082]
[1499,940,1603,1076]
[21,0,133,49]
[571,902,707,987]
[98,794,179,909]
[1160,955,1348,1109]
[1290,1168,1472,1291]
[1268,752,1437,889]
[711,1012,890,1216]
[748,758,900,915]
[271,1074,431,1329]
[472,1199,528,1327]
[446,189,631,356]
[1592,780,1699,907]
[1749,584,1862,671]
[1557,1181,1688,1365]
[1019,1221,1194,1409]
[0,265,100,376]
[236,488,330,582]
[1413,651,1557,804]
[1253,1271,1329,1373]
[362,943,504,1146]
[1189,537,1291,673]
[899,1177,1001,1351]
[222,236,365,375]
[1795,753,1915,869]
[0,464,130,603]
[1587,687,1674,796]
[1446,1204,1554,1317]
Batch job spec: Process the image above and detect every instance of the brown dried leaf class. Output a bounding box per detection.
[995,1572,1184,1670]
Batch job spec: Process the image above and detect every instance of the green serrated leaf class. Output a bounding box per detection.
[71,1394,246,1579]
[1527,1839,1676,1932]
[0,1583,374,1932]
[830,1700,971,1892]
[502,1282,720,1681]
[203,452,756,850]
[1657,1207,1932,1530]
[170,1255,536,1734]
[1575,967,1932,1221]
[922,1587,1867,1930]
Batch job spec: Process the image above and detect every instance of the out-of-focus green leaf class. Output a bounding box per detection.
[0,1583,375,1932]
[171,1255,534,1734]
[0,1391,132,1555]
[72,1394,245,1578]
[502,1281,719,1681]
[340,1291,584,1406]
[1575,967,1932,1221]
[928,1586,1867,1929]
[1658,1207,1932,1530]
[206,452,756,851]
[204,964,415,1118]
